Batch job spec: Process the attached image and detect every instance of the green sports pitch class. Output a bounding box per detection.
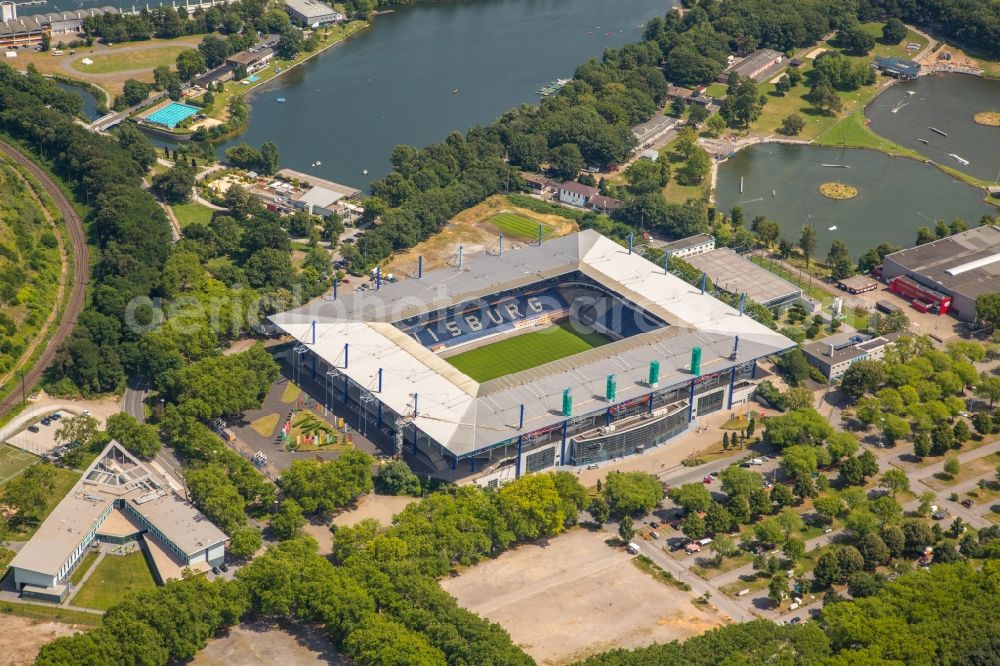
[0,443,38,484]
[445,322,610,382]
[487,213,554,240]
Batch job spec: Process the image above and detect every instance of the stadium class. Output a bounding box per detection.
[269,230,795,485]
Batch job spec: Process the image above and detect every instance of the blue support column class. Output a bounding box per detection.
[700,273,707,294]
[605,409,611,426]
[377,368,383,392]
[499,233,504,256]
[471,454,476,473]
[418,255,423,278]
[344,343,349,369]
[311,320,316,344]
[648,393,654,414]
[664,253,669,274]
[519,403,525,430]
[688,380,696,421]
[333,278,338,300]
[515,435,523,478]
[451,455,457,470]
[560,421,568,465]
[376,266,381,290]
[727,367,737,409]
[628,232,633,254]
[751,362,757,379]
[413,393,419,417]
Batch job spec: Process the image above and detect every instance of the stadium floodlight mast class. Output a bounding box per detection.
[292,344,309,386]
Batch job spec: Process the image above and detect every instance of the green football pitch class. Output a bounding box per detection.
[445,323,610,382]
[0,444,37,484]
[488,213,554,240]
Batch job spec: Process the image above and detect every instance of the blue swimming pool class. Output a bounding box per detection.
[144,102,199,128]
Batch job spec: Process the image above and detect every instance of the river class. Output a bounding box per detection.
[54,80,101,120]
[216,0,669,188]
[866,74,1000,183]
[715,144,997,258]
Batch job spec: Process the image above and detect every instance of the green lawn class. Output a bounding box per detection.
[815,110,923,158]
[72,552,157,611]
[170,201,215,228]
[5,466,80,540]
[71,46,189,74]
[0,600,101,626]
[68,550,99,587]
[0,444,38,484]
[446,322,609,382]
[488,213,553,240]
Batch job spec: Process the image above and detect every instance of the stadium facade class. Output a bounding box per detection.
[270,231,794,486]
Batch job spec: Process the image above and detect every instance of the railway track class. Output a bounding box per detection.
[0,139,88,421]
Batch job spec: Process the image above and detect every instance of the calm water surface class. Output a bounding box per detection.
[866,74,1000,182]
[715,144,997,257]
[218,0,670,188]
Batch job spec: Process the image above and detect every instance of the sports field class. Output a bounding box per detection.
[0,443,38,484]
[446,322,609,382]
[487,212,553,240]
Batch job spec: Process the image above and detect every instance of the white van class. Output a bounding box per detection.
[626,543,641,555]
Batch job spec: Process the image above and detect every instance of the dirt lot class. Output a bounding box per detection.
[441,529,721,665]
[191,623,349,666]
[0,616,85,665]
[332,493,417,528]
[384,195,577,276]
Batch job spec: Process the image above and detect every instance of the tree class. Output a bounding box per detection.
[841,360,886,399]
[276,26,304,59]
[857,532,890,570]
[857,450,879,478]
[783,537,805,562]
[932,423,955,455]
[175,48,207,81]
[799,224,817,266]
[776,508,804,539]
[805,81,843,114]
[705,501,735,534]
[624,158,664,195]
[782,445,821,480]
[105,413,160,459]
[755,518,783,546]
[344,616,446,666]
[770,483,795,509]
[710,534,736,562]
[682,511,706,540]
[588,496,610,526]
[3,464,56,527]
[228,526,263,559]
[775,75,791,96]
[974,376,1000,408]
[780,113,805,136]
[687,104,709,126]
[768,571,789,606]
[879,469,910,497]
[677,145,711,185]
[270,498,306,540]
[120,79,151,107]
[847,571,882,597]
[547,143,584,180]
[670,96,686,117]
[944,457,960,478]
[840,456,865,486]
[778,348,812,386]
[976,293,1000,330]
[706,114,726,137]
[882,18,908,44]
[54,413,100,448]
[198,34,230,68]
[669,482,712,513]
[836,545,865,581]
[151,163,195,204]
[719,465,763,499]
[813,551,840,588]
[279,451,374,515]
[603,472,663,517]
[838,21,876,55]
[618,515,635,542]
[953,420,971,446]
[375,461,421,496]
[881,524,905,558]
[719,78,765,128]
[815,495,846,524]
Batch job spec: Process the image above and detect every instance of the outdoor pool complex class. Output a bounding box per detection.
[144,103,199,128]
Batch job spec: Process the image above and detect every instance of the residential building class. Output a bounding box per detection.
[226,47,274,74]
[557,181,620,212]
[802,332,898,380]
[9,441,227,602]
[881,225,1000,322]
[284,0,343,27]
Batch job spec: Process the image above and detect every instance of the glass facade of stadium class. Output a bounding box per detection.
[286,345,759,483]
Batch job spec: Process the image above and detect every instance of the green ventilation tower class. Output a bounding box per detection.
[649,360,660,386]
[606,374,616,402]
[562,388,572,416]
[691,347,702,377]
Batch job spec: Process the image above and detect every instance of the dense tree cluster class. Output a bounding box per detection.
[83,0,269,44]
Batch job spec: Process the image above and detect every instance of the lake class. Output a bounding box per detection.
[217,0,669,188]
[866,74,1000,183]
[715,144,997,257]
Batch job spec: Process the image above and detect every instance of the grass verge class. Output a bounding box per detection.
[0,600,101,625]
[632,554,691,591]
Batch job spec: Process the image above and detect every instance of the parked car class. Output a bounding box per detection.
[650,531,661,539]
[649,521,660,529]
[219,563,229,572]
[27,425,39,433]
[703,476,713,484]
[211,566,221,575]
[586,463,599,470]
[789,616,802,625]
[961,499,974,508]
[50,412,62,420]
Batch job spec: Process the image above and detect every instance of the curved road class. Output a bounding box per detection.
[0,139,88,420]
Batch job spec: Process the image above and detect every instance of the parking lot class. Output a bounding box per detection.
[3,410,73,456]
[441,528,721,664]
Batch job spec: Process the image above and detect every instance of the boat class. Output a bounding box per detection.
[828,225,838,231]
[316,161,322,166]
[772,189,776,197]
[537,78,570,96]
[362,169,368,175]
[276,97,286,103]
[821,164,849,168]
[929,126,948,136]
[948,153,969,165]
[907,91,915,95]
[452,89,459,94]
[917,138,929,144]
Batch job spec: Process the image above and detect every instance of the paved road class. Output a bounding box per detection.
[0,139,88,422]
[121,377,184,483]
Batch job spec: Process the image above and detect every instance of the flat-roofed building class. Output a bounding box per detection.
[8,441,227,601]
[720,49,784,82]
[802,333,898,380]
[837,274,877,294]
[685,248,801,308]
[226,47,274,73]
[881,225,1000,322]
[658,233,715,259]
[284,0,343,26]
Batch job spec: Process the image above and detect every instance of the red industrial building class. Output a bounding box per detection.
[887,275,952,316]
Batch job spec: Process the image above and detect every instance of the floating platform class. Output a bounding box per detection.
[929,126,948,136]
[948,153,970,165]
[821,164,849,168]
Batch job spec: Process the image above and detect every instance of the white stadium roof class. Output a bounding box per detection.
[270,231,794,457]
